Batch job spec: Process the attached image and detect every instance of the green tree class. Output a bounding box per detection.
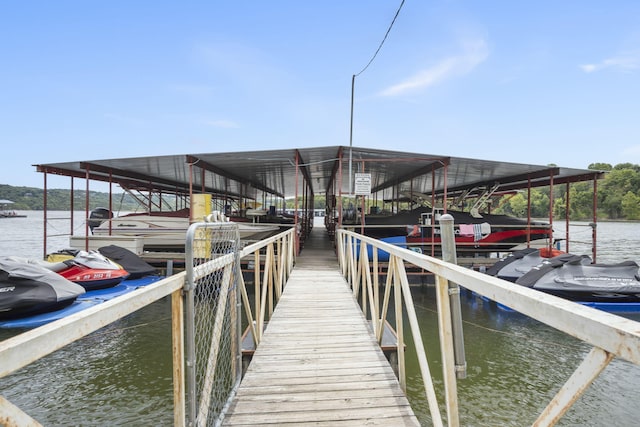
[504,193,528,217]
[568,184,596,220]
[588,163,612,171]
[621,191,640,220]
[599,168,638,219]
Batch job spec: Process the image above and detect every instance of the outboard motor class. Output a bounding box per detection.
[87,207,113,232]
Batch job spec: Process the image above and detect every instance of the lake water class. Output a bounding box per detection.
[1,212,639,426]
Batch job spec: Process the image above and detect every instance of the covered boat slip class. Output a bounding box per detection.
[33,146,605,261]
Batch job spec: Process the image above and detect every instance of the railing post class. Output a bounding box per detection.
[172,289,186,427]
[439,214,467,378]
[184,225,197,426]
[438,214,466,427]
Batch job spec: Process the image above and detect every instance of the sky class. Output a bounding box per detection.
[1,1,639,189]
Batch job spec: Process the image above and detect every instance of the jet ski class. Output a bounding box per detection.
[515,258,640,302]
[97,245,157,279]
[0,257,86,320]
[34,250,130,291]
[486,248,589,282]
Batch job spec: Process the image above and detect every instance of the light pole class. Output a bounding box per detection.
[349,74,355,197]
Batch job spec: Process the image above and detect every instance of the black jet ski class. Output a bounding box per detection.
[0,257,86,320]
[97,245,157,279]
[516,257,640,302]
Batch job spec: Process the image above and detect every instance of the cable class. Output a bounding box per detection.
[355,0,406,77]
[349,0,405,193]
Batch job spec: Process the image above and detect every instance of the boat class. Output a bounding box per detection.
[515,257,640,303]
[88,208,280,251]
[0,257,86,320]
[0,211,27,218]
[0,199,27,218]
[26,250,130,291]
[355,205,553,256]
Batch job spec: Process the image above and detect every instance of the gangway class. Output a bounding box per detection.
[222,229,419,425]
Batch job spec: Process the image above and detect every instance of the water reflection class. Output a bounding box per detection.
[0,300,174,426]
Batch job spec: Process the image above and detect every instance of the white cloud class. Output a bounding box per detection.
[580,51,640,73]
[380,39,489,97]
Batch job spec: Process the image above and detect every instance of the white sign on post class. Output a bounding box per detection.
[354,173,371,195]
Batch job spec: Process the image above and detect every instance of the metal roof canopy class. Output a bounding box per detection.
[34,145,605,202]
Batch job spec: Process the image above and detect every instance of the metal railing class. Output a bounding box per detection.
[336,222,640,427]
[0,223,296,427]
[188,224,296,427]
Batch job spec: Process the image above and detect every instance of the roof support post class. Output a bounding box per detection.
[69,177,75,243]
[592,177,598,262]
[360,160,365,236]
[527,176,532,246]
[548,170,555,252]
[294,152,300,255]
[565,182,570,253]
[108,172,113,234]
[42,172,48,260]
[338,153,343,228]
[84,166,91,251]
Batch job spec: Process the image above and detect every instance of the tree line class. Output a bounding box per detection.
[2,162,639,220]
[492,163,640,220]
[0,185,140,211]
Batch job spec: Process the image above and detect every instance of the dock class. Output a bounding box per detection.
[222,227,420,426]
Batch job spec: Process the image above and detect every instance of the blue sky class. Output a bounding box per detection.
[1,1,639,189]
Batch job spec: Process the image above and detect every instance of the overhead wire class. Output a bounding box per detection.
[349,0,406,195]
[354,0,406,77]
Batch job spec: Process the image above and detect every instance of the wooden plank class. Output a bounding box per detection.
[225,395,412,414]
[237,371,399,388]
[223,405,417,425]
[222,249,419,426]
[225,387,408,403]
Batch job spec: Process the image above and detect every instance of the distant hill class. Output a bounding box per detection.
[0,184,141,211]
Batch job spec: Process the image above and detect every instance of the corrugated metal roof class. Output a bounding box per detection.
[34,145,604,201]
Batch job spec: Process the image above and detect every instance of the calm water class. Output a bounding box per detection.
[1,212,639,426]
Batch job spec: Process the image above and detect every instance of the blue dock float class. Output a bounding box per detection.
[0,275,163,329]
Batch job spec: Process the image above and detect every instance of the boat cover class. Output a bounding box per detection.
[487,249,591,283]
[0,257,86,319]
[98,245,157,279]
[516,258,640,301]
[0,275,162,328]
[485,248,539,280]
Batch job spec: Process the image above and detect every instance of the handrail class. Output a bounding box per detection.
[0,274,187,426]
[336,227,640,426]
[0,273,185,381]
[237,228,296,347]
[0,225,296,426]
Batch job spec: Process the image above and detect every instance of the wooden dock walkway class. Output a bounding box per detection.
[222,227,421,426]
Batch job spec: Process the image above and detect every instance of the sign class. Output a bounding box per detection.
[354,173,371,195]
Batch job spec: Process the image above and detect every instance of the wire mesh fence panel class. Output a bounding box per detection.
[184,221,241,427]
